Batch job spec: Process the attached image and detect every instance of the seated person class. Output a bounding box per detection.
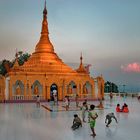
[96,100,104,109]
[121,103,129,113]
[116,104,121,112]
[71,114,82,130]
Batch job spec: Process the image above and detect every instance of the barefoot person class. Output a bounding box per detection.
[71,114,82,130]
[75,94,79,107]
[64,96,69,111]
[81,101,88,122]
[105,112,118,127]
[88,104,98,137]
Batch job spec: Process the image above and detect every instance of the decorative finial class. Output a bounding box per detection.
[45,0,46,9]
[80,53,83,61]
[80,52,83,62]
[43,0,47,16]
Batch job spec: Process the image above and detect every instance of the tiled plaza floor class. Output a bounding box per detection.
[0,96,140,140]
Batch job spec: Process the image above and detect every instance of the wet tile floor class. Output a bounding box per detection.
[0,96,140,140]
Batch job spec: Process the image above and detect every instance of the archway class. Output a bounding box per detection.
[12,80,24,100]
[83,81,92,95]
[50,83,58,101]
[67,81,77,95]
[13,80,24,95]
[31,80,43,96]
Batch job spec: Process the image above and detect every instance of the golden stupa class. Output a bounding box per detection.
[0,1,104,102]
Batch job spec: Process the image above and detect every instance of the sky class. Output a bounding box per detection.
[0,0,140,92]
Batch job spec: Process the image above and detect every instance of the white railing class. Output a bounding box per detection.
[11,95,44,100]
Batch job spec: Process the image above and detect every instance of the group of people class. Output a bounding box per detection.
[63,94,82,111]
[71,101,118,138]
[71,104,98,137]
[116,103,129,113]
[35,93,119,137]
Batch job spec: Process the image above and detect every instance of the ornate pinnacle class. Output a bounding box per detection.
[43,0,47,16]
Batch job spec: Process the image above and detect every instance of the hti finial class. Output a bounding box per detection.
[80,53,83,60]
[80,52,83,62]
[45,0,46,9]
[43,0,47,15]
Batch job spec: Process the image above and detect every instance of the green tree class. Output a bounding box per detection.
[104,81,119,93]
[0,51,30,76]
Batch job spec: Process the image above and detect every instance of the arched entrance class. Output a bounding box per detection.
[50,84,58,101]
[12,80,24,100]
[83,81,92,98]
[83,81,92,94]
[67,81,77,95]
[31,80,43,100]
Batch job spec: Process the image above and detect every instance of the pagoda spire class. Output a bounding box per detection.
[41,0,49,40]
[35,0,54,53]
[80,52,83,65]
[76,53,87,74]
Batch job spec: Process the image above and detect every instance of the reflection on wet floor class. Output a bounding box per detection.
[0,97,140,140]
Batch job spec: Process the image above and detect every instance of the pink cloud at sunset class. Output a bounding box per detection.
[121,62,140,73]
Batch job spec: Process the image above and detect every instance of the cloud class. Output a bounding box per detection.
[121,62,140,73]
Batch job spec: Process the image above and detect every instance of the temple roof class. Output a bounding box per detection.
[10,1,78,75]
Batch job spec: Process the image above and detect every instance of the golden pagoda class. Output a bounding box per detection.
[0,1,104,102]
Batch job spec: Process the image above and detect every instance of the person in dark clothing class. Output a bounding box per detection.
[105,113,118,127]
[71,114,82,130]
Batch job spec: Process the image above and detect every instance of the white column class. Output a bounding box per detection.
[5,77,10,100]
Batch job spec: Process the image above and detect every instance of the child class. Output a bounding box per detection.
[71,114,82,130]
[53,90,58,106]
[88,104,98,137]
[84,99,89,110]
[64,96,69,111]
[82,102,88,122]
[75,94,79,107]
[97,100,104,109]
[105,112,118,127]
[116,104,121,112]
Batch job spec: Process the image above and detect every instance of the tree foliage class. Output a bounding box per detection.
[104,81,119,93]
[0,51,30,76]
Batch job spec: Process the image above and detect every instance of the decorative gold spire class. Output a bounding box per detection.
[15,1,76,74]
[80,52,83,65]
[35,0,54,53]
[76,53,87,74]
[42,0,48,35]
